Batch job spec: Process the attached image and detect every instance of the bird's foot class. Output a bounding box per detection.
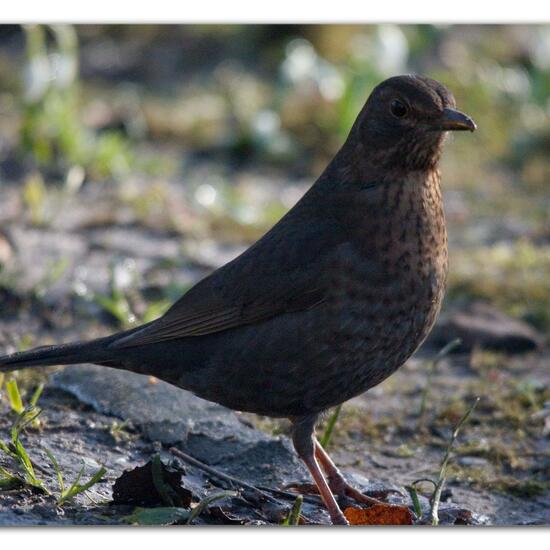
[314,440,385,507]
[326,474,384,507]
[330,509,350,525]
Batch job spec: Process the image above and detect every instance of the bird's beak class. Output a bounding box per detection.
[437,108,477,132]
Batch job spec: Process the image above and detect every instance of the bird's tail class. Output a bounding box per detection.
[0,337,114,373]
[0,323,152,373]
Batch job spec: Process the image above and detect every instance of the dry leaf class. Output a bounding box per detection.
[344,504,414,525]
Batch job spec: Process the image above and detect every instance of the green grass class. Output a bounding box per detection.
[0,406,47,493]
[74,259,139,329]
[281,494,303,526]
[320,404,342,449]
[0,378,106,505]
[19,25,156,184]
[44,448,106,506]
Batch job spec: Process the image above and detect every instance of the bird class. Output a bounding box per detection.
[0,74,476,525]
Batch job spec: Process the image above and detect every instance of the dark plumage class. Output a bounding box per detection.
[0,74,476,524]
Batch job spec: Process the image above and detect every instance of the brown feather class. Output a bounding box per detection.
[112,187,340,348]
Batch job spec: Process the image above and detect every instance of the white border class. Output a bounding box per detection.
[0,1,549,23]
[1,528,549,548]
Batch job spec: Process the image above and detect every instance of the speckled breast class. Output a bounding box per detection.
[304,173,449,411]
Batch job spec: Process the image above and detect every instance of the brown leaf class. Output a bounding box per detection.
[344,504,414,525]
[452,509,474,525]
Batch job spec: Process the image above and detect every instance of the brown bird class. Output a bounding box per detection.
[0,75,475,525]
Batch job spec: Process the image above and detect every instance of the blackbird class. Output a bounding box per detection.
[0,74,475,525]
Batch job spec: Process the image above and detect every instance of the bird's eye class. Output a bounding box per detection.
[390,99,409,118]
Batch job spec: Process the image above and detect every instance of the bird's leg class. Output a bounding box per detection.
[292,415,349,525]
[314,440,383,506]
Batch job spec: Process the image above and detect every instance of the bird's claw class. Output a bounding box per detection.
[327,475,385,507]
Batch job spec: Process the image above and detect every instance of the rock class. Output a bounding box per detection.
[51,366,275,459]
[430,302,544,354]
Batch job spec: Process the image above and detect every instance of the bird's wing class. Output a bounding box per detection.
[112,194,345,348]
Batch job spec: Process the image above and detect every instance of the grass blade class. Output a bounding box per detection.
[30,383,44,407]
[405,485,423,520]
[419,338,462,417]
[186,491,237,525]
[151,453,174,506]
[6,380,24,414]
[58,465,106,506]
[44,447,65,493]
[320,404,342,449]
[0,466,24,490]
[281,494,303,525]
[430,397,479,525]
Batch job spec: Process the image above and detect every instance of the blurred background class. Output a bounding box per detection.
[0,24,549,331]
[0,25,549,521]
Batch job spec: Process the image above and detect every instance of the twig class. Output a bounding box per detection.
[430,397,479,525]
[168,447,321,506]
[419,338,462,417]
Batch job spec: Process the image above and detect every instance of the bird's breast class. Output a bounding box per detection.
[322,172,448,392]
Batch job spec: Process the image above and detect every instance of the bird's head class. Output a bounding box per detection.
[350,74,476,172]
